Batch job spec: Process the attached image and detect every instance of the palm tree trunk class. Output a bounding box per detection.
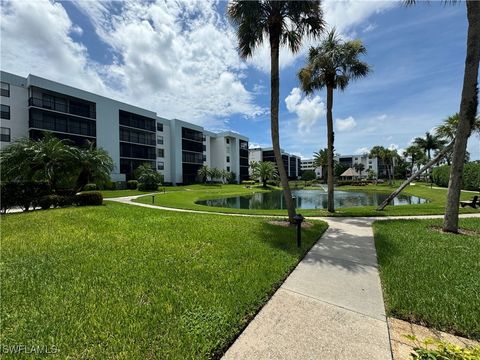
[377,142,453,210]
[444,1,480,233]
[326,86,335,213]
[270,36,296,222]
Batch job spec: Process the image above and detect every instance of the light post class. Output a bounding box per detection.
[294,214,305,248]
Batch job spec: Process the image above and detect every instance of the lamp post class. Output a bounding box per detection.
[294,214,305,248]
[152,195,155,204]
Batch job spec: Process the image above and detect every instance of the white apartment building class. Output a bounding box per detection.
[300,158,322,179]
[0,71,249,185]
[248,147,301,179]
[336,154,379,177]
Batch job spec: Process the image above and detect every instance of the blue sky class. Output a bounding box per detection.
[1,0,478,159]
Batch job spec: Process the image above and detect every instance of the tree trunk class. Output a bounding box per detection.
[270,36,296,222]
[326,86,335,213]
[377,142,453,210]
[443,1,480,233]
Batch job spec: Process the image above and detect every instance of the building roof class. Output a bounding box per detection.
[340,168,360,177]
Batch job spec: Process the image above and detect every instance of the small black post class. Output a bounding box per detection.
[152,195,155,204]
[294,214,304,248]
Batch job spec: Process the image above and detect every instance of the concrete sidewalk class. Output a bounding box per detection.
[223,217,392,360]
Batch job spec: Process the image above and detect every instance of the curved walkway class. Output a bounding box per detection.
[106,195,479,359]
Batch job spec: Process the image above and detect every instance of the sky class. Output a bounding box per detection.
[1,0,479,160]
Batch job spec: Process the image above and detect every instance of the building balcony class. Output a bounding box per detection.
[28,97,96,119]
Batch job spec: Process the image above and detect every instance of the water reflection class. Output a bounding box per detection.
[197,189,428,210]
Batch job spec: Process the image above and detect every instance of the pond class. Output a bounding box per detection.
[196,189,428,210]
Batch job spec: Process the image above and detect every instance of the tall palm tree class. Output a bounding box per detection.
[298,29,370,212]
[313,148,328,180]
[403,145,425,176]
[228,0,324,222]
[413,132,446,161]
[74,140,114,191]
[353,163,365,177]
[406,0,480,233]
[435,113,480,141]
[250,161,278,188]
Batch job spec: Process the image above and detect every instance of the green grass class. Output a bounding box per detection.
[374,218,480,339]
[99,186,189,198]
[0,203,327,359]
[133,182,479,217]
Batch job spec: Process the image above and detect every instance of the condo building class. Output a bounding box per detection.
[0,71,248,185]
[249,147,301,180]
[336,154,378,176]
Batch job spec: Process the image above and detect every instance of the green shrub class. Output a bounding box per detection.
[75,192,103,206]
[127,180,138,189]
[0,181,51,213]
[38,195,56,210]
[83,183,97,191]
[267,180,279,186]
[57,195,75,207]
[241,180,256,185]
[432,163,480,190]
[336,180,353,186]
[405,335,480,359]
[137,165,163,191]
[301,170,316,181]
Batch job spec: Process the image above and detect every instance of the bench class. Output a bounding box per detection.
[460,195,478,209]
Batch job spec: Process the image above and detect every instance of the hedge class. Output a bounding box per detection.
[432,162,480,191]
[0,181,51,213]
[127,180,138,189]
[75,191,103,206]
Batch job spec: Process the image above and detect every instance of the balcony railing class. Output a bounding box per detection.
[28,97,96,119]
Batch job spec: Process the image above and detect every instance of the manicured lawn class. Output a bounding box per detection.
[99,186,188,198]
[1,203,327,359]
[134,182,479,217]
[374,218,480,339]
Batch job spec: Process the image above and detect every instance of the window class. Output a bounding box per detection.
[1,105,10,119]
[226,156,230,162]
[0,127,10,142]
[157,135,163,145]
[157,148,164,158]
[157,122,163,132]
[226,138,230,144]
[1,82,10,97]
[157,161,164,170]
[227,166,230,172]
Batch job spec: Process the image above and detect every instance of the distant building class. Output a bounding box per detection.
[0,70,249,185]
[335,154,378,177]
[248,147,301,180]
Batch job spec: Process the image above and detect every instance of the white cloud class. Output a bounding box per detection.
[377,114,388,121]
[336,116,357,132]
[285,88,326,133]
[0,0,264,128]
[363,23,377,33]
[355,147,370,155]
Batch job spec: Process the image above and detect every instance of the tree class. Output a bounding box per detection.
[403,145,425,176]
[197,165,210,183]
[370,146,395,184]
[228,0,324,222]
[406,0,480,233]
[313,148,328,181]
[301,170,316,181]
[73,140,114,191]
[136,164,163,191]
[250,161,278,188]
[298,30,370,212]
[209,167,222,182]
[413,132,446,161]
[353,163,365,177]
[220,169,233,184]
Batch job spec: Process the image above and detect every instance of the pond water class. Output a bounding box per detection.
[196,189,428,210]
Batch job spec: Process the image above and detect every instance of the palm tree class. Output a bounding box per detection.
[0,135,76,190]
[298,29,370,212]
[220,169,232,184]
[250,161,278,188]
[353,163,365,177]
[413,132,446,161]
[228,0,324,222]
[370,146,394,184]
[403,145,425,176]
[406,0,480,233]
[209,167,222,183]
[197,165,210,183]
[435,113,480,141]
[74,140,114,191]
